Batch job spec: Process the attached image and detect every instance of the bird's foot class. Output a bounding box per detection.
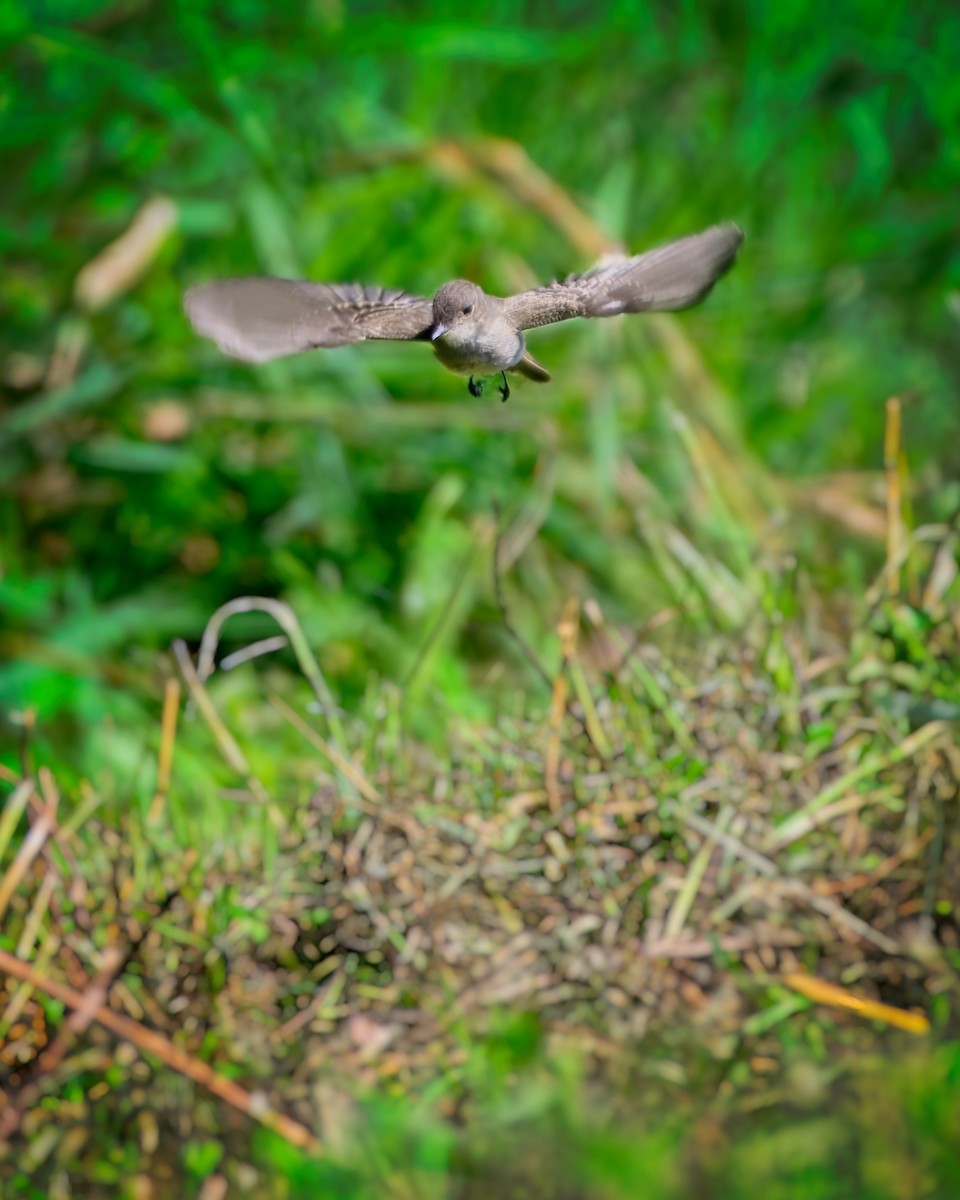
[468,376,484,398]
[498,371,510,403]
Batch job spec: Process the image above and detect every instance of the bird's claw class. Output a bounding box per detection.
[467,374,509,401]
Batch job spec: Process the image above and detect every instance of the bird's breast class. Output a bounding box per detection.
[432,326,524,376]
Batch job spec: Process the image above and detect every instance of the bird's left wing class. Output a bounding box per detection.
[184,278,435,363]
[503,223,743,332]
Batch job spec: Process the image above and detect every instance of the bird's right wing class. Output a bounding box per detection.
[503,223,743,332]
[183,278,435,363]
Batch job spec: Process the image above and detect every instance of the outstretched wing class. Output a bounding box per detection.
[503,223,743,332]
[183,278,435,363]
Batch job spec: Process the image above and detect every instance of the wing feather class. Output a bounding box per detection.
[184,278,434,363]
[503,223,743,332]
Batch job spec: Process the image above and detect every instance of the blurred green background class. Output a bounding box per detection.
[2,0,959,764]
[3,5,960,1196]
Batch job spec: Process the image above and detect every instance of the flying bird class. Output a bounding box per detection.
[184,222,743,401]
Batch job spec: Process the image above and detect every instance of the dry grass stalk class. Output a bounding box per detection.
[0,947,321,1155]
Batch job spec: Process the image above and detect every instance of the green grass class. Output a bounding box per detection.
[2,1,960,1195]
[3,579,959,1195]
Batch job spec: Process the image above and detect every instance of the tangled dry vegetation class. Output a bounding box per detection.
[2,565,958,1185]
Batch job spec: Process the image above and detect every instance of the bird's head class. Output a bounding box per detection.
[430,280,486,342]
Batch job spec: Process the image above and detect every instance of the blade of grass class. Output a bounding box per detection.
[766,721,947,851]
[665,806,733,938]
[148,677,180,827]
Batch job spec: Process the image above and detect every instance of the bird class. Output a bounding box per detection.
[184,222,743,402]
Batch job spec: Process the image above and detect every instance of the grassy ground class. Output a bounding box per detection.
[2,566,959,1195]
[2,2,960,1196]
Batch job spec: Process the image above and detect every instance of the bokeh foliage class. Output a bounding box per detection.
[3,0,959,777]
[2,4,960,1196]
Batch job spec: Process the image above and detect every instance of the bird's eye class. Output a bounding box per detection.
[462,304,473,315]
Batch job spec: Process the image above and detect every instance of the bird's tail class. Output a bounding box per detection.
[514,349,551,382]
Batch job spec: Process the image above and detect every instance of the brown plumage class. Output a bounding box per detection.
[184,222,743,399]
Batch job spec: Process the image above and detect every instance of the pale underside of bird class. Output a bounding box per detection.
[184,222,743,401]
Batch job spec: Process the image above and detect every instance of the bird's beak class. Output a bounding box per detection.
[430,323,448,341]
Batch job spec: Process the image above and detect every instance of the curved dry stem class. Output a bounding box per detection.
[193,595,347,753]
